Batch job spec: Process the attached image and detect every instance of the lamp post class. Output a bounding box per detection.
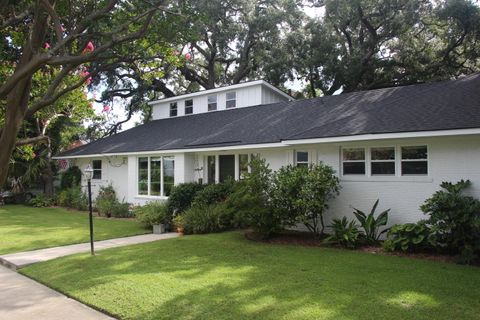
[84,164,95,255]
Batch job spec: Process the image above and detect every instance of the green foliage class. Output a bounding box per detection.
[182,202,236,235]
[229,158,287,239]
[384,221,434,253]
[134,201,169,229]
[172,214,185,230]
[95,185,117,218]
[111,202,133,218]
[27,193,54,208]
[192,180,236,207]
[272,163,341,236]
[57,186,88,211]
[167,183,206,214]
[353,199,390,244]
[325,217,361,249]
[421,180,480,264]
[60,166,82,189]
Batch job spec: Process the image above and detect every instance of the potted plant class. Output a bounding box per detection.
[134,201,168,234]
[173,215,185,234]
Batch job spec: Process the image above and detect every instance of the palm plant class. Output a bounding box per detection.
[353,199,390,244]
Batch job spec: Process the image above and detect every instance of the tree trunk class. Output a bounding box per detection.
[0,2,50,188]
[43,138,55,197]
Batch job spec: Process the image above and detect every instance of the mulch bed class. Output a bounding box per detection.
[245,230,475,266]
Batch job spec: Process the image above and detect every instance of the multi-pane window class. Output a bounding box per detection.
[239,154,249,179]
[208,95,217,111]
[295,151,309,167]
[137,156,175,197]
[226,92,236,108]
[92,160,102,179]
[169,102,177,117]
[371,147,395,175]
[342,148,366,175]
[207,155,216,184]
[185,99,193,114]
[138,157,148,195]
[150,157,161,196]
[401,146,428,175]
[163,156,175,196]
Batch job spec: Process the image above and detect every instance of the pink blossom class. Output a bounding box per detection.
[173,50,180,55]
[61,25,66,32]
[32,152,37,158]
[103,105,110,112]
[44,42,50,49]
[185,52,192,60]
[86,76,92,85]
[83,41,95,54]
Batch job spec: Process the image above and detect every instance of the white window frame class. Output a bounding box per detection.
[185,99,193,114]
[92,159,102,180]
[295,150,309,167]
[400,145,429,176]
[340,145,430,178]
[341,147,366,175]
[136,156,174,198]
[370,146,396,176]
[169,102,177,117]
[208,95,217,111]
[204,153,257,183]
[226,91,236,108]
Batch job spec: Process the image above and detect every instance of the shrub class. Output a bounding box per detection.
[272,163,340,236]
[325,217,361,249]
[421,180,480,263]
[57,186,88,211]
[229,158,288,238]
[384,221,434,252]
[60,166,82,189]
[111,202,133,218]
[134,201,169,228]
[28,193,54,207]
[95,185,117,217]
[353,199,390,244]
[192,180,236,207]
[182,202,235,234]
[167,183,206,214]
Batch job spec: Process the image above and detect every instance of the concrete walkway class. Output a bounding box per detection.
[0,265,114,320]
[0,233,179,270]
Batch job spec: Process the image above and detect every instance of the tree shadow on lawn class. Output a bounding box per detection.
[22,232,480,320]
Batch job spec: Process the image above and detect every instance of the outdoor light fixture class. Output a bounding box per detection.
[84,164,95,255]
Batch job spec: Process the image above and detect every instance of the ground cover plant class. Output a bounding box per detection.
[21,232,480,320]
[0,205,147,254]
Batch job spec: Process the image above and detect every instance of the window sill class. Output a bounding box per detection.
[341,176,433,183]
[134,195,169,200]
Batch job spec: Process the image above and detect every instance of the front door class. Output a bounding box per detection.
[219,155,235,182]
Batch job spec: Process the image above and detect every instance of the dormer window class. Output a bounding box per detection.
[169,102,177,117]
[226,91,236,108]
[185,99,193,114]
[208,95,217,111]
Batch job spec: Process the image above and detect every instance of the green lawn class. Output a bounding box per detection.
[21,232,480,320]
[0,205,147,254]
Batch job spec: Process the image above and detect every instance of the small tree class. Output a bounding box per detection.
[229,158,289,239]
[421,180,480,263]
[273,163,340,237]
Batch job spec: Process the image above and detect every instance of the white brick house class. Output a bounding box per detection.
[55,74,480,226]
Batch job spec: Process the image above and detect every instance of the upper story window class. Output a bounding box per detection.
[169,102,177,117]
[295,151,309,167]
[342,148,366,175]
[92,160,102,179]
[371,147,395,175]
[208,95,217,111]
[401,146,428,175]
[185,99,193,114]
[226,91,236,108]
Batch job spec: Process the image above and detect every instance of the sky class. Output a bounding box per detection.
[90,4,325,131]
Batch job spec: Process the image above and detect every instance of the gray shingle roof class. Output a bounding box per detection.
[58,73,480,157]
